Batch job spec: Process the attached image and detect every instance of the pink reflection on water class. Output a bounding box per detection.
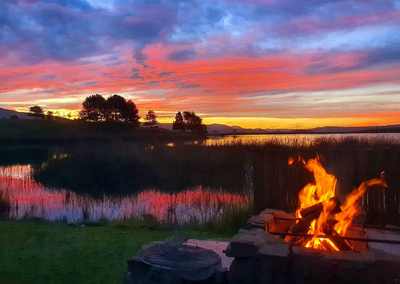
[0,165,249,223]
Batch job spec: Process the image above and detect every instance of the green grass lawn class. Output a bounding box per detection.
[0,222,229,284]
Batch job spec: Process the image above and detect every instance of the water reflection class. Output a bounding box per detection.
[0,165,249,223]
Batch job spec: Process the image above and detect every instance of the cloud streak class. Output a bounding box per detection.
[0,0,399,128]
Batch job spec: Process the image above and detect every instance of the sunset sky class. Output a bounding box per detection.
[0,0,399,129]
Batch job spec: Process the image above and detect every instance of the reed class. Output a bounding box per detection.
[0,192,10,220]
[31,135,400,198]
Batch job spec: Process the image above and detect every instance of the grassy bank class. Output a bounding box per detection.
[0,221,231,284]
[0,145,50,166]
[0,119,193,145]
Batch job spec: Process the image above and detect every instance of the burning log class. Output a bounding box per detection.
[321,219,339,235]
[329,232,352,251]
[289,210,320,234]
[322,220,352,251]
[270,231,400,245]
[300,196,342,218]
[289,197,342,234]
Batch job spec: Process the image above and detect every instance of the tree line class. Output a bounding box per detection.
[172,111,207,134]
[28,105,71,120]
[28,94,207,134]
[78,94,140,127]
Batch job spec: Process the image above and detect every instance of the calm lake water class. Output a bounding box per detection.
[1,133,398,223]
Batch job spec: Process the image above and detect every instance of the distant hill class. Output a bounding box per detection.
[207,124,268,134]
[0,108,33,120]
[158,122,400,134]
[353,125,400,133]
[156,123,173,130]
[158,123,272,134]
[308,125,400,134]
[309,126,369,133]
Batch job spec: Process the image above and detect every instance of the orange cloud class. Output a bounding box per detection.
[1,45,400,128]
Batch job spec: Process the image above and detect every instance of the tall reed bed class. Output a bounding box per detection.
[0,191,10,219]
[33,140,253,195]
[109,187,253,234]
[32,135,400,196]
[205,134,400,149]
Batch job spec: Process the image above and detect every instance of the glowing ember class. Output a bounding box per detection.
[288,155,387,251]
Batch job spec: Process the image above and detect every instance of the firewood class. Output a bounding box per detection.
[325,218,339,227]
[330,235,352,251]
[289,197,341,235]
[300,196,342,218]
[321,219,339,236]
[322,221,352,251]
[289,210,320,234]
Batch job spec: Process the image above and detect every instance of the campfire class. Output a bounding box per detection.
[130,153,400,284]
[222,153,400,283]
[285,154,386,251]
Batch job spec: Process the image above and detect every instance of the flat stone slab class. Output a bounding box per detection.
[292,246,376,264]
[365,228,400,259]
[246,208,296,232]
[258,242,290,257]
[186,239,234,271]
[260,208,288,215]
[140,239,233,271]
[225,228,289,258]
[225,229,266,257]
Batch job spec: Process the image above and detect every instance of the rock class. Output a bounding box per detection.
[225,229,267,257]
[291,246,378,284]
[245,213,274,230]
[258,242,289,258]
[228,257,259,284]
[245,209,296,232]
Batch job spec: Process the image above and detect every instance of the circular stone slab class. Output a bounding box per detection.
[140,243,221,271]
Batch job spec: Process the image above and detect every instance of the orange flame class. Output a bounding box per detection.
[289,155,386,251]
[334,178,386,236]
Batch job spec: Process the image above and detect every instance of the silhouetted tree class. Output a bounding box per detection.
[29,105,44,119]
[79,94,140,127]
[79,94,106,121]
[183,111,207,134]
[143,110,158,128]
[172,111,185,131]
[106,94,128,122]
[125,99,141,128]
[46,111,54,120]
[106,95,140,127]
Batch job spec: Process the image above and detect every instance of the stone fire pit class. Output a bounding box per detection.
[126,208,400,283]
[225,208,400,284]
